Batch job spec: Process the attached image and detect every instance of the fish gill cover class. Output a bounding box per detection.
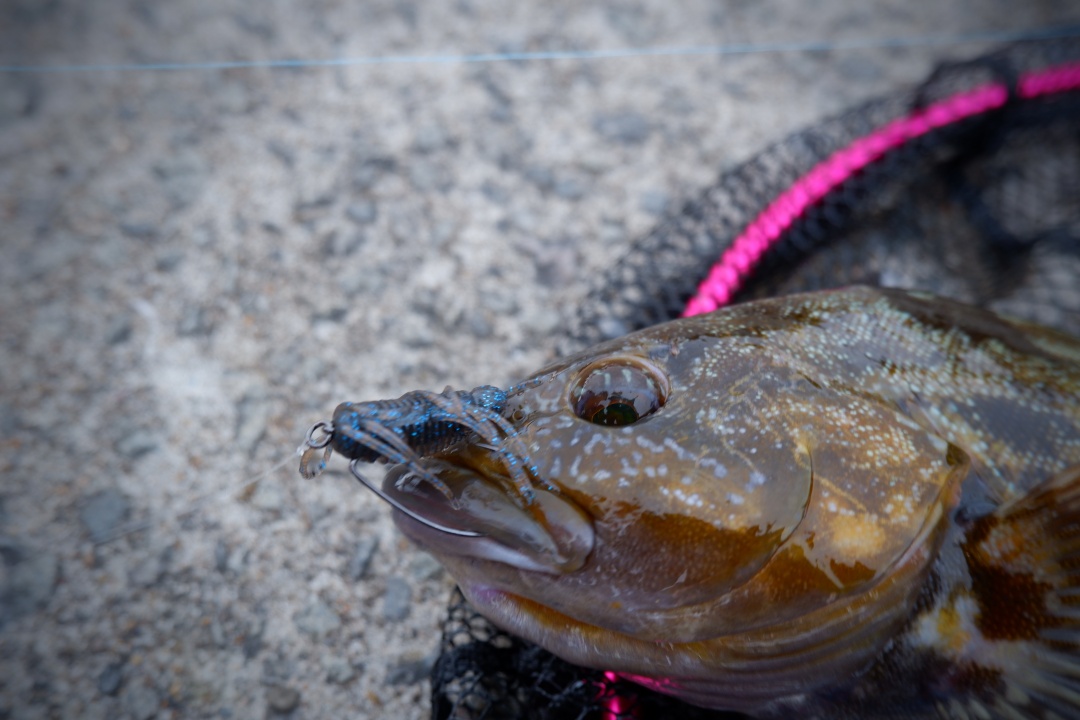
[430,37,1080,720]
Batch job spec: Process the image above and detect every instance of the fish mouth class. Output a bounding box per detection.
[382,451,595,574]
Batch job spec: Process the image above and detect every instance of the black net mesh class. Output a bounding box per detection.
[432,38,1080,720]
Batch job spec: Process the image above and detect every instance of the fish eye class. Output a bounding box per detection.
[570,358,669,427]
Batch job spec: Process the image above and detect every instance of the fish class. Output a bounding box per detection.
[331,286,1080,718]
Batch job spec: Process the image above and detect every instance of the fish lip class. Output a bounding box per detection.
[382,456,596,574]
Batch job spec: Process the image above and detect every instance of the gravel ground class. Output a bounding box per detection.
[3,2,1079,719]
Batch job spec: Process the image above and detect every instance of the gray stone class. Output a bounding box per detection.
[480,181,509,205]
[154,149,206,210]
[381,577,412,622]
[106,314,134,344]
[214,540,229,573]
[243,617,265,659]
[399,317,435,349]
[98,662,124,696]
[265,685,300,714]
[408,158,454,193]
[324,656,355,684]
[350,157,395,191]
[524,165,554,191]
[294,599,341,639]
[0,535,19,564]
[593,111,650,144]
[248,480,285,513]
[80,489,131,543]
[412,123,451,153]
[519,306,562,336]
[597,317,629,341]
[128,546,172,588]
[321,230,365,257]
[345,201,377,225]
[210,616,227,648]
[640,190,670,216]
[123,683,160,720]
[177,305,214,336]
[115,430,159,460]
[311,306,348,324]
[554,176,586,201]
[409,552,444,582]
[385,650,436,685]
[338,270,387,298]
[261,657,294,685]
[235,391,269,455]
[294,193,335,222]
[4,550,58,617]
[346,537,378,581]
[463,310,493,339]
[266,139,295,168]
[0,404,17,437]
[120,223,157,241]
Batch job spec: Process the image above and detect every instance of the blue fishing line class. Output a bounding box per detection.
[2,24,1079,74]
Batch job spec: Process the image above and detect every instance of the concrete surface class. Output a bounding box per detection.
[2,1,1079,718]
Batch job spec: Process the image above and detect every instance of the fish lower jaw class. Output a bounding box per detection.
[458,583,846,715]
[457,560,937,715]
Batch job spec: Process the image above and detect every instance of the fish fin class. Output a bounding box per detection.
[957,463,1080,720]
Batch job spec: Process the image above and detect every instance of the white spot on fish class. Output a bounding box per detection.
[635,436,666,454]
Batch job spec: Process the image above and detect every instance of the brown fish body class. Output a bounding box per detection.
[381,286,1080,718]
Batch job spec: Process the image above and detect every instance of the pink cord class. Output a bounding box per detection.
[682,60,1080,317]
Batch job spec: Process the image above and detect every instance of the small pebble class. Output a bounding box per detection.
[235,391,270,455]
[106,315,134,344]
[123,684,160,720]
[265,685,300,714]
[408,158,454,193]
[79,489,131,543]
[294,599,341,638]
[119,223,157,241]
[214,540,229,573]
[116,430,159,460]
[640,190,670,216]
[128,547,172,588]
[154,149,206,209]
[593,111,650,144]
[324,656,355,684]
[177,305,214,337]
[322,230,365,257]
[5,551,58,617]
[385,651,436,685]
[97,662,124,696]
[346,537,378,581]
[261,657,294,685]
[381,577,412,622]
[249,480,285,513]
[345,201,377,225]
[243,618,265,659]
[266,139,295,168]
[554,177,586,200]
[409,552,444,582]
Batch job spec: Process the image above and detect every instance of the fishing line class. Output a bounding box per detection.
[10,445,314,563]
[89,448,306,548]
[3,24,1079,74]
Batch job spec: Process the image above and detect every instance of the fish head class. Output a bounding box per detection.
[383,305,964,661]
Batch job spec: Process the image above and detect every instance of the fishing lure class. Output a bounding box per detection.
[300,385,541,537]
